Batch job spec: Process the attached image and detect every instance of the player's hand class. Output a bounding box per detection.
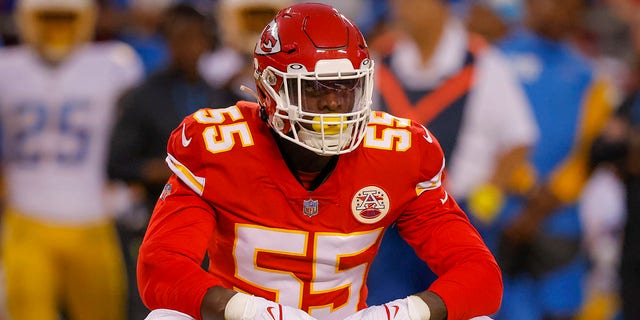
[144,309,195,320]
[225,292,317,320]
[343,296,431,320]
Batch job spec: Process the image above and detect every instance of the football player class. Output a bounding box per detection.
[0,0,143,319]
[137,3,501,320]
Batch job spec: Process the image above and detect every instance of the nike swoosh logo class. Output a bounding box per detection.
[266,306,277,320]
[267,305,284,320]
[440,191,448,204]
[420,124,433,143]
[391,306,400,318]
[383,305,400,320]
[181,123,192,147]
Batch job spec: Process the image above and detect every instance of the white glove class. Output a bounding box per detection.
[343,296,431,320]
[225,292,317,320]
[144,309,195,320]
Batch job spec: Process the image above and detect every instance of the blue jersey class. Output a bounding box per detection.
[489,29,614,318]
[495,30,607,238]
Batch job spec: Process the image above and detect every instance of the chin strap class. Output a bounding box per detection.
[144,309,195,320]
[241,84,269,122]
[240,85,260,101]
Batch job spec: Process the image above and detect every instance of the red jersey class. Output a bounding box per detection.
[137,101,502,320]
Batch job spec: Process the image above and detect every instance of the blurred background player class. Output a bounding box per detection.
[463,0,523,44]
[458,0,632,317]
[113,0,175,76]
[489,0,616,318]
[365,0,538,306]
[107,3,237,318]
[199,0,292,102]
[590,2,640,318]
[590,74,640,320]
[0,0,144,319]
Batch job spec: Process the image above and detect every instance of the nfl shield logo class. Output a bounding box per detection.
[303,199,319,217]
[159,183,172,200]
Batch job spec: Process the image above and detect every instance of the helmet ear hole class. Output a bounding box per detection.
[282,44,297,54]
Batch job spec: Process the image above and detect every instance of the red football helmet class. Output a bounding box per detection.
[253,3,374,155]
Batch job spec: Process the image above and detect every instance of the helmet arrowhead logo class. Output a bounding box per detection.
[261,32,276,51]
[256,21,281,55]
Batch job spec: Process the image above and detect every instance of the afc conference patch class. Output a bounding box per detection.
[303,198,319,217]
[351,186,389,224]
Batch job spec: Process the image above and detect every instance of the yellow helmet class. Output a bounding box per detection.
[217,0,293,55]
[16,0,97,64]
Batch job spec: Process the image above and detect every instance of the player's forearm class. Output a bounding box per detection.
[139,176,224,318]
[137,242,222,318]
[428,257,502,320]
[201,286,237,320]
